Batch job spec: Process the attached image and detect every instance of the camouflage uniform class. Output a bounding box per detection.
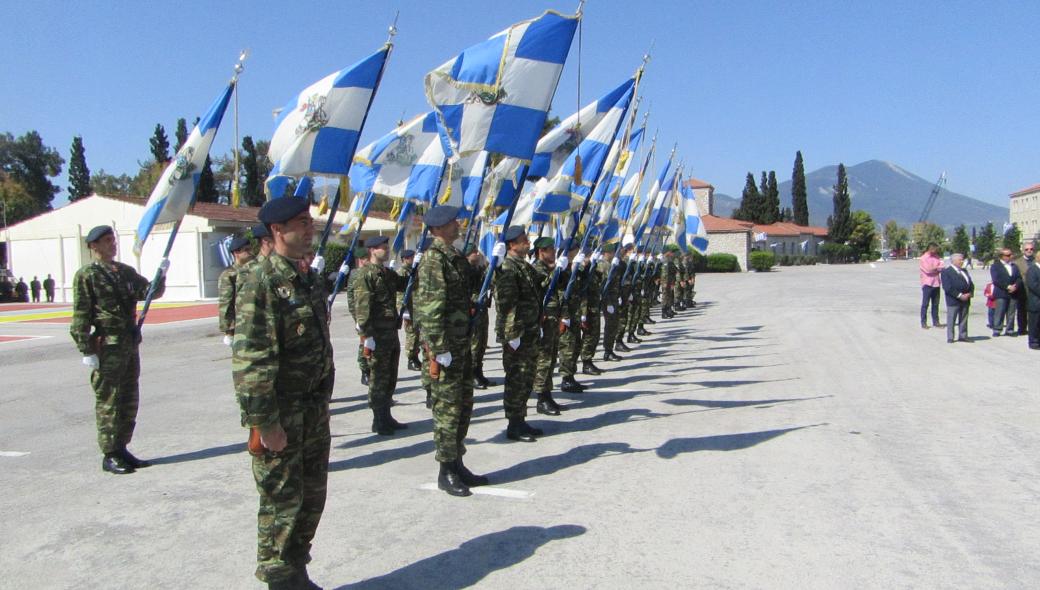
[233,253,334,584]
[397,263,420,364]
[494,254,540,419]
[532,259,561,393]
[353,262,408,411]
[659,255,677,316]
[684,255,697,304]
[218,263,243,335]
[557,266,586,378]
[346,267,369,375]
[70,261,163,454]
[580,259,603,362]
[468,260,491,379]
[414,237,474,463]
[674,258,686,307]
[599,257,624,354]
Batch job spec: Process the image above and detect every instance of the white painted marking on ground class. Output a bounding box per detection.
[420,483,534,499]
[0,451,30,457]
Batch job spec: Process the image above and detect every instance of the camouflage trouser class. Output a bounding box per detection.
[557,318,582,378]
[674,282,683,305]
[403,319,419,361]
[252,397,331,583]
[91,341,140,453]
[661,283,674,313]
[641,283,654,319]
[580,313,601,361]
[533,317,560,393]
[431,344,474,463]
[626,292,643,335]
[502,330,538,419]
[470,308,489,374]
[685,280,695,302]
[602,304,621,351]
[367,333,400,410]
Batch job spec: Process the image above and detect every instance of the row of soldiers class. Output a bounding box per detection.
[211,199,698,589]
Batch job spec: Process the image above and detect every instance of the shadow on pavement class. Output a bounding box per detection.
[656,424,824,458]
[335,524,587,590]
[661,395,830,409]
[659,377,798,389]
[329,439,436,472]
[149,442,244,465]
[485,442,645,484]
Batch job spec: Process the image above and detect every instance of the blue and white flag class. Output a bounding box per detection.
[269,46,389,178]
[596,126,645,243]
[135,82,234,255]
[349,112,446,202]
[679,178,708,253]
[441,151,490,216]
[634,155,673,245]
[425,10,578,160]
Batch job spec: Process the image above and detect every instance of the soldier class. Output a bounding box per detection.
[353,235,410,435]
[580,246,606,375]
[30,276,41,302]
[466,244,496,389]
[493,226,542,442]
[531,236,571,410]
[43,273,55,302]
[414,205,488,497]
[346,246,371,386]
[70,225,167,474]
[558,241,590,391]
[218,235,254,345]
[598,243,624,361]
[659,245,678,318]
[684,252,698,307]
[233,197,334,590]
[396,249,422,371]
[674,250,687,311]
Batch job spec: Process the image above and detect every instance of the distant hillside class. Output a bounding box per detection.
[713,192,739,218]
[767,160,1008,229]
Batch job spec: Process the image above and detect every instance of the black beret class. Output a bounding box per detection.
[251,223,271,239]
[400,249,415,259]
[85,225,114,244]
[258,197,310,225]
[423,205,460,228]
[229,236,251,252]
[364,235,389,248]
[503,225,526,242]
[533,236,555,249]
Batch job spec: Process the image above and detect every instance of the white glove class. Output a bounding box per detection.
[580,315,587,323]
[561,318,571,327]
[607,305,615,314]
[508,337,521,350]
[492,242,507,258]
[573,252,587,267]
[158,257,171,276]
[389,260,397,270]
[590,252,602,264]
[435,352,453,367]
[556,256,569,269]
[82,355,99,369]
[539,327,544,339]
[413,252,423,266]
[363,337,376,351]
[618,297,623,305]
[611,256,620,267]
[222,334,233,346]
[656,253,664,261]
[354,323,361,333]
[339,260,350,273]
[402,311,411,321]
[636,254,646,263]
[310,255,325,274]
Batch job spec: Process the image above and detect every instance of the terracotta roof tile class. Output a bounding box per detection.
[684,178,714,189]
[702,215,753,232]
[1010,183,1040,197]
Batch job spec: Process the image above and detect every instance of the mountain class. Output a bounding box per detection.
[712,192,739,218]
[771,160,1007,229]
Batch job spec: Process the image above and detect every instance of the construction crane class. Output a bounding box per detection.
[917,172,947,223]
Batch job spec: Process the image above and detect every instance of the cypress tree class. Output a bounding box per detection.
[241,136,264,206]
[174,118,189,152]
[196,156,219,203]
[829,163,852,242]
[791,151,808,225]
[733,172,760,221]
[766,170,780,224]
[68,135,91,201]
[150,124,170,164]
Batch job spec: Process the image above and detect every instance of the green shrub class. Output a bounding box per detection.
[706,253,740,272]
[749,250,776,272]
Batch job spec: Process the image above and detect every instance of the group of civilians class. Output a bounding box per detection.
[919,240,1040,348]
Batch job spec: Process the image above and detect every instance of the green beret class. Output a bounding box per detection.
[601,243,617,253]
[354,246,369,259]
[533,236,555,249]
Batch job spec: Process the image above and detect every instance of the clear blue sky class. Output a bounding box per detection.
[2,0,1036,207]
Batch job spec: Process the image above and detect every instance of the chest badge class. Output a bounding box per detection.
[276,285,293,299]
[297,324,306,336]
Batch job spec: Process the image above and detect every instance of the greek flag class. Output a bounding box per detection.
[534,81,636,214]
[679,179,708,253]
[217,235,234,268]
[634,156,673,244]
[134,82,234,256]
[425,10,578,160]
[349,112,446,202]
[269,46,389,178]
[441,151,490,215]
[613,136,655,231]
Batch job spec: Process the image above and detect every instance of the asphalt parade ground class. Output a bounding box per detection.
[1,260,1037,589]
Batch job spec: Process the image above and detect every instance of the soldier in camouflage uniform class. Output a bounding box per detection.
[624,250,645,344]
[580,246,606,375]
[531,237,572,407]
[218,235,254,345]
[684,252,697,307]
[659,245,678,318]
[233,197,334,590]
[597,243,624,361]
[346,246,371,386]
[557,241,590,391]
[466,245,496,389]
[414,206,488,497]
[395,249,421,371]
[493,226,543,441]
[71,225,167,475]
[674,250,687,311]
[353,235,410,436]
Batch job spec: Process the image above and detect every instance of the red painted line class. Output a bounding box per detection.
[0,303,68,312]
[26,303,219,325]
[0,335,37,343]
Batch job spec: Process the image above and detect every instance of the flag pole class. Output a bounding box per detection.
[232,49,248,208]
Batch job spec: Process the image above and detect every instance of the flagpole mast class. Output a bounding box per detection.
[232,49,248,207]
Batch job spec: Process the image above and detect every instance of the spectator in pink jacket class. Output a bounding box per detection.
[919,242,945,329]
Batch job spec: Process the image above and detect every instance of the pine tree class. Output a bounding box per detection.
[759,171,769,221]
[766,170,780,224]
[150,124,170,164]
[240,136,264,206]
[791,150,808,226]
[196,156,219,203]
[68,135,91,201]
[1003,223,1023,254]
[975,222,997,263]
[782,207,793,222]
[951,224,971,257]
[829,163,852,242]
[174,118,188,152]
[733,173,760,221]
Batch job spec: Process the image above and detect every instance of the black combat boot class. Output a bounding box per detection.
[522,420,544,436]
[102,452,135,475]
[637,326,651,336]
[384,406,407,430]
[472,375,487,390]
[560,376,586,393]
[294,566,323,590]
[360,367,370,386]
[455,458,489,487]
[615,340,632,352]
[371,408,394,436]
[645,316,657,324]
[267,577,297,590]
[536,391,562,415]
[438,461,472,497]
[626,333,642,344]
[475,369,496,388]
[582,360,604,375]
[407,356,421,371]
[118,446,151,468]
[506,418,537,442]
[603,350,623,362]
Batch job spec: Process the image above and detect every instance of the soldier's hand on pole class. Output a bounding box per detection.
[82,354,99,369]
[223,334,233,346]
[508,337,521,350]
[260,423,287,453]
[435,351,452,368]
[311,255,326,274]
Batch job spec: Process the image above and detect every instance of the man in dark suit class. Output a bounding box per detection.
[941,253,975,343]
[990,247,1023,337]
[1014,241,1035,336]
[1025,254,1040,350]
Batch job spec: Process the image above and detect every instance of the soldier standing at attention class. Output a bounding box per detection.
[353,235,410,435]
[43,273,56,302]
[466,244,496,390]
[218,235,254,345]
[673,249,687,311]
[659,245,678,318]
[70,225,167,474]
[233,197,334,590]
[597,243,624,361]
[580,247,606,376]
[493,226,542,442]
[396,249,422,371]
[346,246,371,386]
[557,242,590,392]
[414,205,488,497]
[531,237,570,411]
[30,276,41,302]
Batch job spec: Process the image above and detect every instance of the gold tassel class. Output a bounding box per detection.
[317,193,329,216]
[573,154,583,185]
[389,198,401,221]
[439,183,452,205]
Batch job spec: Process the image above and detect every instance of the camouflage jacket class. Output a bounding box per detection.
[675,261,687,285]
[659,258,677,286]
[217,264,241,334]
[346,266,360,320]
[599,258,623,304]
[70,260,163,354]
[414,237,471,355]
[584,261,603,314]
[395,264,412,312]
[232,253,334,428]
[494,254,540,342]
[560,265,586,318]
[353,262,408,336]
[532,259,561,321]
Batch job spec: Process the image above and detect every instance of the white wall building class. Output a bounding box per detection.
[1010,183,1040,243]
